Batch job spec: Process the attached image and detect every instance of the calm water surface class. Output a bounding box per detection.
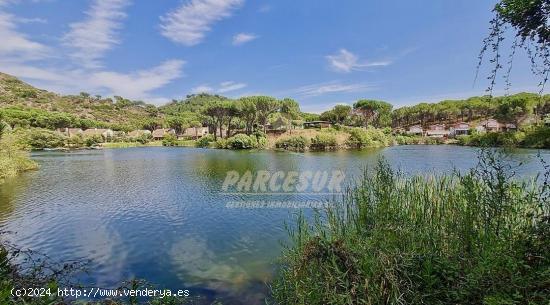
[0,145,548,304]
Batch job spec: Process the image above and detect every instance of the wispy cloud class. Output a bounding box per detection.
[191,85,214,94]
[0,11,49,60]
[0,60,186,104]
[161,0,244,46]
[326,49,391,73]
[88,60,186,100]
[218,81,246,92]
[191,81,247,94]
[232,32,258,45]
[63,0,130,68]
[18,17,48,24]
[294,81,377,97]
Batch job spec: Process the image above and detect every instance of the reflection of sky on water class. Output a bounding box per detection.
[0,146,548,304]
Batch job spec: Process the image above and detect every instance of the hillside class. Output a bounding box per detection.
[0,72,161,130]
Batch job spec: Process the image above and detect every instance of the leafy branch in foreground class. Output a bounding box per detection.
[273,150,549,305]
[478,0,549,93]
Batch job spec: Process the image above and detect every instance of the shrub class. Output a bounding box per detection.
[523,126,550,148]
[252,131,268,149]
[162,134,177,146]
[310,133,337,150]
[273,151,549,305]
[346,127,391,148]
[215,138,229,149]
[84,135,103,147]
[275,135,309,151]
[0,133,38,183]
[196,134,215,148]
[227,134,258,149]
[395,135,422,145]
[15,128,66,149]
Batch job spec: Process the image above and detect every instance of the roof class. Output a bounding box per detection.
[152,128,175,137]
[429,124,446,130]
[83,128,111,136]
[427,130,449,135]
[408,125,423,130]
[128,130,151,137]
[479,119,501,128]
[453,122,470,130]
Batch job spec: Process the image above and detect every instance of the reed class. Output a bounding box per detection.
[272,150,549,305]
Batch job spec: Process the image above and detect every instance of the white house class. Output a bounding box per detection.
[407,125,423,136]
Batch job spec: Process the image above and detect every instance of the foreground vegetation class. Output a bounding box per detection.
[273,151,549,304]
[0,117,37,183]
[0,237,215,305]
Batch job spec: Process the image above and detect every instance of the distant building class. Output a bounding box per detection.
[152,128,176,140]
[303,121,331,129]
[407,125,423,136]
[426,124,449,138]
[270,117,290,131]
[478,119,501,132]
[83,128,114,138]
[183,127,209,139]
[450,122,470,136]
[128,130,151,138]
[503,123,517,132]
[57,128,83,137]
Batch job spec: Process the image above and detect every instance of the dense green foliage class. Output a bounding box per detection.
[480,0,549,91]
[275,136,310,151]
[273,152,549,304]
[458,126,550,148]
[0,133,38,183]
[227,134,259,149]
[195,135,215,148]
[354,100,393,128]
[309,133,338,150]
[346,127,392,148]
[392,93,549,128]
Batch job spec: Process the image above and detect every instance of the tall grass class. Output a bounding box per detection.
[272,150,549,305]
[0,133,38,183]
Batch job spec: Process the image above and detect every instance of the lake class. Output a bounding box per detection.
[0,145,548,304]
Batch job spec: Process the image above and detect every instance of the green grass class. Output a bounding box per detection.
[272,150,549,305]
[0,133,38,183]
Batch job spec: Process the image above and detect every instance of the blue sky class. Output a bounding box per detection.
[0,0,542,112]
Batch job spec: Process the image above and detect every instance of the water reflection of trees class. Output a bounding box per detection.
[0,174,31,221]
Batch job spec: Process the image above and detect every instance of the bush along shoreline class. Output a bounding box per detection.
[272,150,549,305]
[0,120,38,183]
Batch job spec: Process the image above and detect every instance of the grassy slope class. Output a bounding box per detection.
[0,72,159,128]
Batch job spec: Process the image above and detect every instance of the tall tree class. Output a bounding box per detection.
[280,98,301,120]
[254,96,281,132]
[353,99,393,128]
[238,97,258,134]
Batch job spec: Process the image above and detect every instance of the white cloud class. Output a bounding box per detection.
[294,81,376,97]
[18,17,48,24]
[0,12,49,60]
[63,0,130,68]
[232,32,257,45]
[88,59,186,100]
[191,81,246,94]
[191,85,214,94]
[0,60,186,104]
[218,81,246,92]
[326,49,391,73]
[160,0,244,46]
